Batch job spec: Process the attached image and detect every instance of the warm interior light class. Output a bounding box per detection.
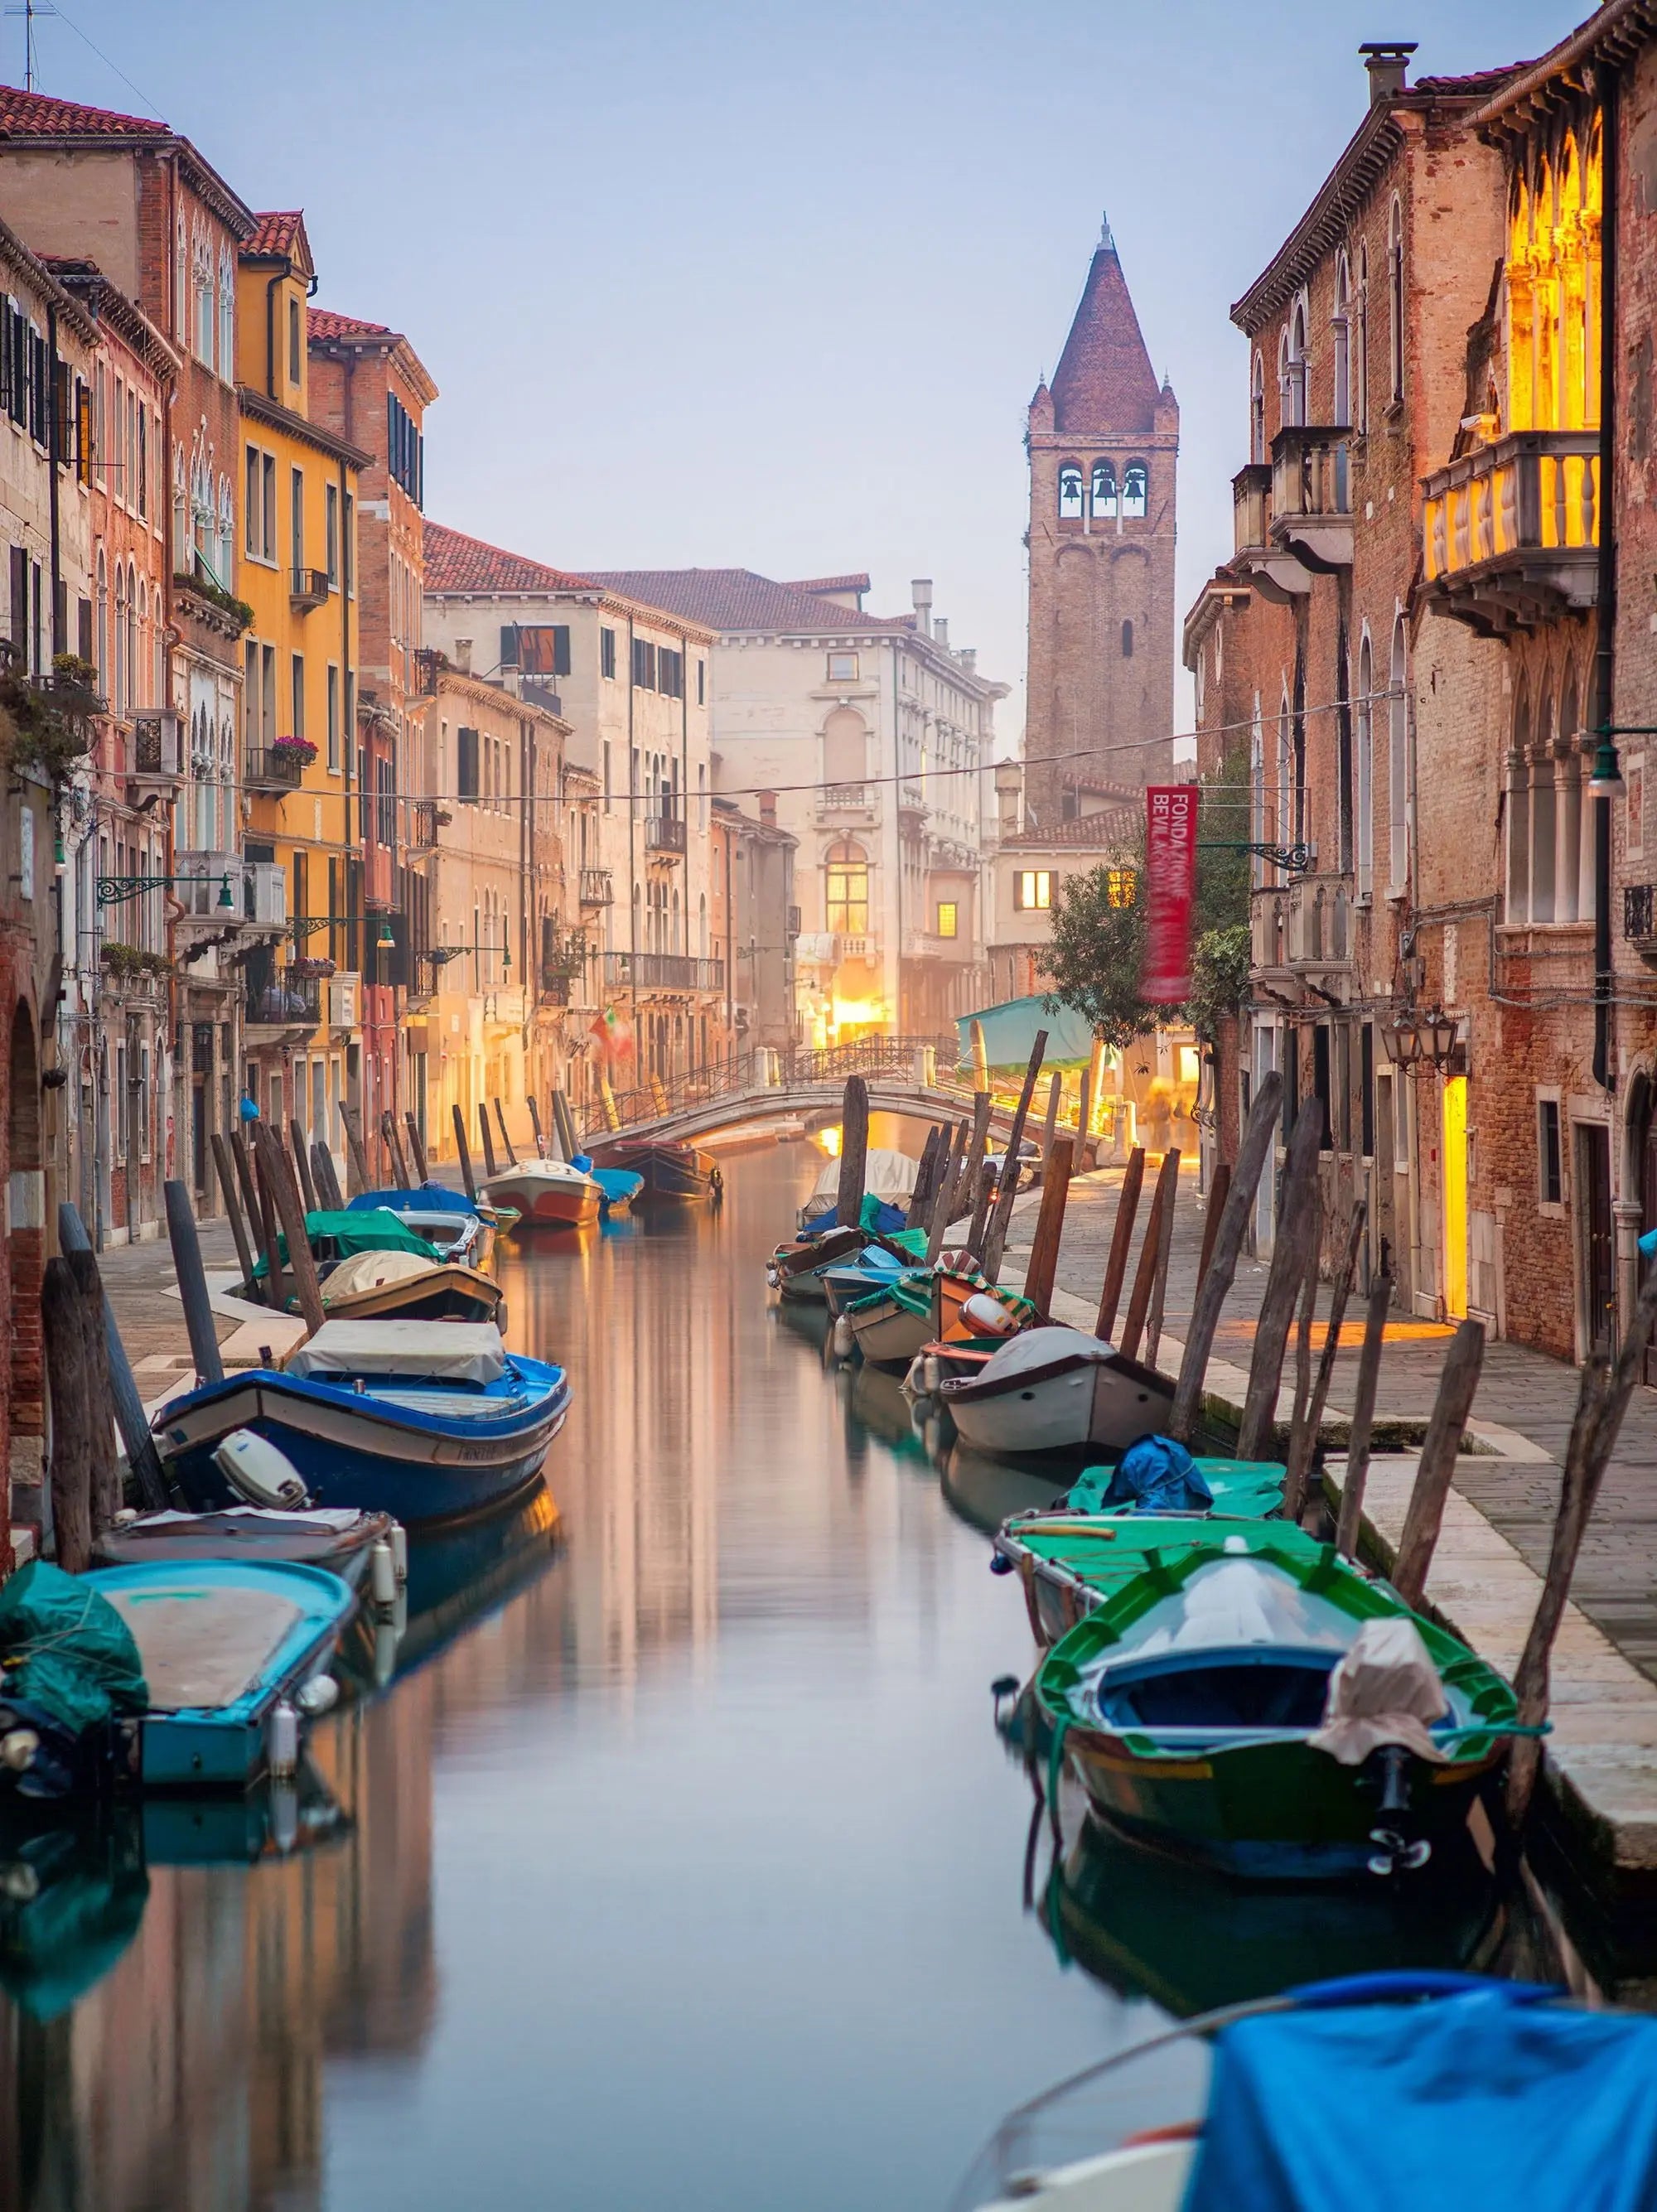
[817,1123,843,1158]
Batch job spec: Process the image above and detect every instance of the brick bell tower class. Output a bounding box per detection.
[1025,215,1178,823]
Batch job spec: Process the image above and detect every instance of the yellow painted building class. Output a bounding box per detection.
[234,211,369,1161]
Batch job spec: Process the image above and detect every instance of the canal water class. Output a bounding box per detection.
[0,1129,1566,2208]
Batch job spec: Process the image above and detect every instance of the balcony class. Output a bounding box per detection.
[816,783,877,820]
[245,746,305,793]
[1231,460,1308,602]
[602,951,725,993]
[409,798,442,849]
[539,971,572,1005]
[129,709,183,790]
[1270,426,1352,572]
[1626,883,1657,966]
[290,567,331,612]
[579,867,614,907]
[172,850,247,933]
[645,814,686,857]
[1422,430,1599,635]
[1252,883,1289,972]
[1287,872,1353,968]
[244,967,321,1033]
[901,928,969,962]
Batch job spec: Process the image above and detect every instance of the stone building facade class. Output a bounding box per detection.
[1025,219,1179,823]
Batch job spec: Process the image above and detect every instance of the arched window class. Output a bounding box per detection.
[1332,253,1351,426]
[1388,616,1408,891]
[1250,353,1266,465]
[1283,298,1308,426]
[1057,464,1084,520]
[1355,631,1374,900]
[218,244,235,381]
[1356,242,1370,434]
[1122,461,1147,518]
[217,474,234,587]
[126,564,139,710]
[1558,665,1583,921]
[1091,460,1117,517]
[822,707,867,786]
[113,563,127,714]
[825,839,869,936]
[174,215,188,341]
[1121,620,1134,659]
[1249,699,1265,882]
[94,548,107,690]
[1388,196,1404,405]
[1530,683,1558,922]
[172,445,187,565]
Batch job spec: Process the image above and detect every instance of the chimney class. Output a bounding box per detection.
[911,578,933,636]
[756,790,777,828]
[934,617,949,653]
[994,758,1023,838]
[454,636,472,674]
[960,648,977,675]
[1360,41,1417,107]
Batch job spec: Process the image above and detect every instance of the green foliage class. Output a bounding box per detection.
[173,569,255,631]
[0,662,94,785]
[1041,740,1255,1046]
[99,942,171,984]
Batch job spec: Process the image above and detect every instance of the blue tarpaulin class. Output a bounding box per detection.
[1184,1987,1657,2212]
[1075,1436,1214,1514]
[955,995,1098,1071]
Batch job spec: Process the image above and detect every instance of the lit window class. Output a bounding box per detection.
[1058,465,1084,520]
[826,839,869,935]
[1014,870,1051,911]
[1106,867,1136,908]
[827,651,859,683]
[1123,461,1147,518]
[1091,460,1117,517]
[935,901,958,939]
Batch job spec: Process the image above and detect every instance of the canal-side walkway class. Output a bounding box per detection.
[998,1163,1657,1889]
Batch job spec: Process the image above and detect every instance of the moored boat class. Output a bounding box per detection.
[797,1146,919,1230]
[587,1136,719,1203]
[938,1326,1175,1457]
[588,1164,645,1216]
[345,1186,499,1268]
[481,1157,603,1229]
[1036,1532,1524,1879]
[154,1320,570,1528]
[92,1503,398,1589]
[320,1249,505,1326]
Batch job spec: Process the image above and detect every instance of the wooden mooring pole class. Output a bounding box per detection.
[1335,1271,1394,1559]
[210,1133,256,1289]
[1118,1147,1178,1365]
[452,1104,480,1201]
[1235,1103,1323,1461]
[494,1099,519,1168]
[1094,1147,1145,1344]
[1284,1201,1366,1523]
[255,1125,326,1335]
[1168,1071,1284,1444]
[57,1203,168,1512]
[288,1120,318,1212]
[164,1176,225,1389]
[1390,1319,1488,1611]
[42,1256,92,1572]
[311,1140,345,1211]
[1022,1138,1074,1316]
[477,1104,499,1179]
[836,1074,871,1226]
[340,1104,372,1198]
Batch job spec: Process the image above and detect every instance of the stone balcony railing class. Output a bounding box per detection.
[1422,429,1599,635]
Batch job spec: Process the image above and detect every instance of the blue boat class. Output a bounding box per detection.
[346,1183,500,1267]
[961,1971,1657,2210]
[589,1164,645,1216]
[153,1320,570,1528]
[0,1558,355,1801]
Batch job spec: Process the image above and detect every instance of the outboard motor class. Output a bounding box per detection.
[212,1429,311,1510]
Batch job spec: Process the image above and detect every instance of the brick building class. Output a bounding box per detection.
[1025,218,1179,823]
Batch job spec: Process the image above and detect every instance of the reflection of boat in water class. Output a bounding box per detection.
[774,1298,833,1355]
[942,1444,1073,1536]
[844,1361,932,1461]
[341,1483,563,1692]
[1041,1813,1505,2020]
[0,1762,347,2019]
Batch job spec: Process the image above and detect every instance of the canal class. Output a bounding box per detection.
[0,1129,1570,2209]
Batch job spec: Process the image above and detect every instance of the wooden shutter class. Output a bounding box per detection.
[457,725,479,799]
[553,624,571,677]
[8,544,26,651]
[76,596,92,661]
[499,624,519,669]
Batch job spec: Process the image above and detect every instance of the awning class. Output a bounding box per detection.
[955,994,1098,1070]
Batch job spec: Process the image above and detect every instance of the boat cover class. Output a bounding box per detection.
[285,1319,509,1384]
[955,993,1098,1070]
[323,1248,441,1300]
[1079,1436,1215,1514]
[254,1209,441,1276]
[1120,1559,1356,1664]
[807,1148,920,1201]
[0,1561,148,1731]
[104,1587,302,1710]
[350,1183,477,1216]
[1309,1616,1449,1765]
[1186,1986,1657,2212]
[976,1326,1112,1384]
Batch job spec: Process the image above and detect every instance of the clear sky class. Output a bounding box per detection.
[19,0,1587,746]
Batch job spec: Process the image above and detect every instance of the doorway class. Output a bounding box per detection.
[1578,1122,1615,1355]
[1442,1075,1468,1320]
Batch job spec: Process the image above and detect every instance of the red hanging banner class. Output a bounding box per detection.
[1140,784,1198,1003]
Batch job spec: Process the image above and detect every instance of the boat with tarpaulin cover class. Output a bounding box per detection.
[939,1326,1176,1456]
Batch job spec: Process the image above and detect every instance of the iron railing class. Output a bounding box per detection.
[588,1034,960,1136]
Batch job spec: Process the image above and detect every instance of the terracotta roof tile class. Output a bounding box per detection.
[1411,63,1533,94]
[247,210,302,257]
[307,306,394,344]
[0,85,168,138]
[580,567,912,634]
[781,572,870,596]
[424,520,593,595]
[1050,243,1162,437]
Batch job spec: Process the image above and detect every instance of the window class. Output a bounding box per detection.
[327,664,340,770]
[1122,461,1147,518]
[291,467,304,578]
[218,244,234,378]
[600,625,616,680]
[825,840,869,935]
[1356,241,1370,433]
[827,650,859,683]
[1539,1097,1563,1206]
[290,654,305,743]
[1283,299,1308,427]
[1355,632,1374,900]
[1058,464,1084,520]
[1014,870,1052,911]
[935,900,958,939]
[1091,460,1118,517]
[386,392,422,505]
[1333,253,1351,426]
[1388,617,1408,891]
[697,658,705,705]
[287,295,301,386]
[823,708,867,784]
[631,636,656,689]
[325,483,340,584]
[1250,353,1265,464]
[137,403,147,516]
[1387,196,1404,404]
[457,726,479,799]
[343,493,355,596]
[261,453,276,562]
[602,739,611,811]
[658,646,684,698]
[1121,620,1134,659]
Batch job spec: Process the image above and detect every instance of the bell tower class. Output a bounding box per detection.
[1025,216,1178,822]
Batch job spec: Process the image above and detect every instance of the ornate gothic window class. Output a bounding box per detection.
[1332,253,1351,426]
[172,445,187,566]
[1091,460,1117,517]
[825,839,869,936]
[175,215,188,341]
[192,229,214,368]
[218,244,235,380]
[1356,242,1370,433]
[1389,616,1408,892]
[1057,465,1084,520]
[1122,461,1147,518]
[217,474,234,586]
[94,548,107,688]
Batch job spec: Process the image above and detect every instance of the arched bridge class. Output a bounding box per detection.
[579,1037,1022,1149]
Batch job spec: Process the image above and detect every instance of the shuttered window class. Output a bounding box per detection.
[457,725,480,799]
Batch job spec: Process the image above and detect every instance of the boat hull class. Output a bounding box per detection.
[155,1369,568,1528]
[847,1294,934,1369]
[324,1265,504,1327]
[590,1141,717,1202]
[942,1351,1173,1456]
[482,1167,601,1229]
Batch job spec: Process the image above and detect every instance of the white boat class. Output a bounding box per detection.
[481,1157,602,1229]
[797,1146,920,1229]
[936,1326,1173,1456]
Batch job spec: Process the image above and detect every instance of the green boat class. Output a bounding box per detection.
[994,1460,1291,1649]
[1036,1530,1525,1880]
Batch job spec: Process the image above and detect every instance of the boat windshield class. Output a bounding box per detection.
[1104,1560,1359,1669]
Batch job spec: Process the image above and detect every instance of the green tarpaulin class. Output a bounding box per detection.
[252,1208,441,1280]
[956,994,1098,1070]
[0,1560,148,1734]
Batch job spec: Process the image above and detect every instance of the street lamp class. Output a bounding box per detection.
[1588,734,1626,798]
[98,871,235,910]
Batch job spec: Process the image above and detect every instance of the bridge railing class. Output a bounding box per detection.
[588,1034,961,1137]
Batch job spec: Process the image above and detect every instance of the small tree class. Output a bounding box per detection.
[1043,852,1146,1050]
